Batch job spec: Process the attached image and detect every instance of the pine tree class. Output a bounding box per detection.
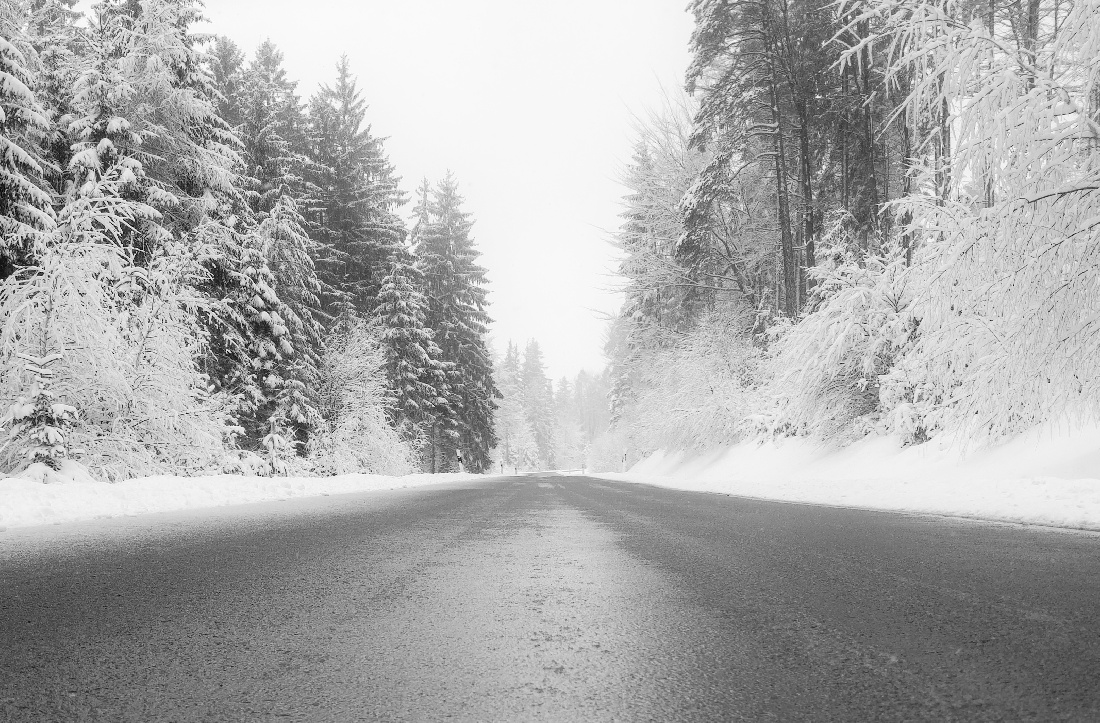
[0,2,55,278]
[416,173,499,472]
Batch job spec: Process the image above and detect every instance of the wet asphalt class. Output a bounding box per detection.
[2,474,1099,722]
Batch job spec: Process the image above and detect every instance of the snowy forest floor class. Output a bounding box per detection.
[601,424,1100,532]
[0,469,481,530]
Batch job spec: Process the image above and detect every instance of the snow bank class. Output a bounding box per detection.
[601,424,1100,531]
[0,462,484,530]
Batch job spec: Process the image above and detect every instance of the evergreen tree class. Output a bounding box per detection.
[375,246,451,457]
[0,2,55,277]
[239,39,311,206]
[492,341,539,472]
[521,339,555,468]
[307,56,405,316]
[227,40,324,447]
[24,0,80,197]
[257,191,324,445]
[416,173,499,472]
[209,35,245,129]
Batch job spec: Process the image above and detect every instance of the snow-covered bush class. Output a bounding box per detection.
[0,224,229,482]
[612,301,763,455]
[768,250,916,441]
[848,0,1100,442]
[308,319,415,476]
[585,427,633,473]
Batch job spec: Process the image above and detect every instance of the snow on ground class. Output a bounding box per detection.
[599,423,1100,531]
[0,461,484,530]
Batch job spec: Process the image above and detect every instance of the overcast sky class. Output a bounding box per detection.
[93,0,696,379]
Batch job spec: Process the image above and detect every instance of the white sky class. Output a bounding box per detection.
[86,0,695,379]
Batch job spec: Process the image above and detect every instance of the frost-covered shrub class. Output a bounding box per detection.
[308,320,415,476]
[221,450,268,476]
[848,0,1100,442]
[585,427,632,473]
[0,244,229,481]
[612,301,762,455]
[768,251,916,441]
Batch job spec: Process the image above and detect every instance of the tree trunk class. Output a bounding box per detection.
[797,100,815,288]
[762,2,798,316]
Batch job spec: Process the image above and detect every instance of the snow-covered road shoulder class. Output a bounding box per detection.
[0,466,485,530]
[599,425,1100,531]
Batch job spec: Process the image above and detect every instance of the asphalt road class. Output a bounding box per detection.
[2,475,1100,722]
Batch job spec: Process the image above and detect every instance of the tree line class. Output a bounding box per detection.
[0,0,498,479]
[493,339,610,473]
[607,0,1100,462]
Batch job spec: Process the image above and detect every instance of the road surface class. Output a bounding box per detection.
[2,474,1099,721]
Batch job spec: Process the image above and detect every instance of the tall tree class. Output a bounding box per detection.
[307,56,404,316]
[0,2,55,277]
[375,244,451,459]
[416,173,499,472]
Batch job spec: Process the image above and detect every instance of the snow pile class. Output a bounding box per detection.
[0,465,483,530]
[603,424,1100,530]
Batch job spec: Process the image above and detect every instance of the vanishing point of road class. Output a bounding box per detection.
[2,475,1099,721]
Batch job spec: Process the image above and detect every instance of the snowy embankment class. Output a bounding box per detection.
[601,424,1100,531]
[0,463,482,530]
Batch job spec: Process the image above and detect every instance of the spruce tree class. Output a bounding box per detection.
[209,36,245,130]
[493,341,538,472]
[232,41,324,447]
[0,4,55,278]
[522,339,556,468]
[375,246,451,458]
[307,56,405,316]
[416,173,499,472]
[257,191,324,446]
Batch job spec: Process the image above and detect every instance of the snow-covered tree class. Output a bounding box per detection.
[0,224,228,481]
[0,2,55,275]
[257,191,324,444]
[492,341,539,472]
[375,246,450,458]
[208,35,245,129]
[1,351,76,471]
[310,318,415,475]
[416,173,499,472]
[307,56,405,316]
[521,340,556,468]
[845,0,1100,440]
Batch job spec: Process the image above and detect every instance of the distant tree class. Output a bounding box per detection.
[492,341,539,471]
[521,339,556,468]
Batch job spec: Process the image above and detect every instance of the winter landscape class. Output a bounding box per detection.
[2,0,1100,719]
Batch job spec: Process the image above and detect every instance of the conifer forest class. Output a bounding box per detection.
[2,0,1100,482]
[0,0,503,479]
